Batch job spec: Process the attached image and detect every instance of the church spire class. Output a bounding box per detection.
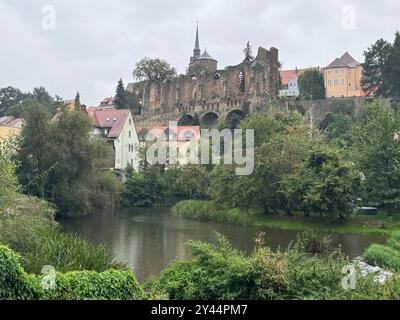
[193,22,201,59]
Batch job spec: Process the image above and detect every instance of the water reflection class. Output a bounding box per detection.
[60,208,386,283]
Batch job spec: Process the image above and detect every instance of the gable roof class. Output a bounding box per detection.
[89,109,130,138]
[325,52,361,69]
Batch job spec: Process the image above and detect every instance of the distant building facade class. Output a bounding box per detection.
[323,52,364,98]
[88,109,140,171]
[137,125,201,167]
[279,67,320,98]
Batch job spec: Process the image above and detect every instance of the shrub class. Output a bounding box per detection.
[0,245,38,300]
[151,235,385,300]
[0,245,144,300]
[37,270,144,300]
[151,235,255,300]
[364,244,400,272]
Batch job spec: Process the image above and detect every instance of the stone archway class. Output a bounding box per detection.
[200,111,219,128]
[178,114,198,126]
[225,109,245,129]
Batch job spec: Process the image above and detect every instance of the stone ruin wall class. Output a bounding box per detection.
[129,46,280,119]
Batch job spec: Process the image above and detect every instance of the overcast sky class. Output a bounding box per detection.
[0,0,399,106]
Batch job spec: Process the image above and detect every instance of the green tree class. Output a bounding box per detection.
[0,87,27,116]
[114,79,127,109]
[74,92,81,111]
[361,38,392,97]
[298,70,326,100]
[16,103,122,217]
[351,100,400,214]
[387,32,400,97]
[125,90,141,115]
[133,57,177,83]
[243,41,254,62]
[283,146,361,219]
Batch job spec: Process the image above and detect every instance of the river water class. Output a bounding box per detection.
[60,208,386,283]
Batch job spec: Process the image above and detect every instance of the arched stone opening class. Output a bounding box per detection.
[225,109,245,129]
[201,112,219,128]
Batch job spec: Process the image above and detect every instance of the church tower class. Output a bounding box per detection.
[190,22,201,63]
[188,23,218,74]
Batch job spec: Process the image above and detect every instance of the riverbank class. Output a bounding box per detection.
[172,200,400,236]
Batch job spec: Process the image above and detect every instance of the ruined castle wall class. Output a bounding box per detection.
[128,46,280,116]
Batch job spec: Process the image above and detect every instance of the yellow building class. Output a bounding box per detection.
[323,52,365,98]
[0,126,21,142]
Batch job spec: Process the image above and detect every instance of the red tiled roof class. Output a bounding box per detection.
[89,109,130,138]
[280,70,297,87]
[0,116,24,128]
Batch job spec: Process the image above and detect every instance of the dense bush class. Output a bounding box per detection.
[364,244,400,272]
[151,235,387,300]
[0,245,144,300]
[0,245,38,300]
[151,235,255,300]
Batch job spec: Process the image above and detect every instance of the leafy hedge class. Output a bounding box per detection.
[364,244,400,272]
[151,235,389,300]
[0,245,144,300]
[364,232,400,272]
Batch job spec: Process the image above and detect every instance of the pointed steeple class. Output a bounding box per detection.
[193,22,201,59]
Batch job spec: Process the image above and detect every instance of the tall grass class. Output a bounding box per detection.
[172,200,256,225]
[0,196,125,274]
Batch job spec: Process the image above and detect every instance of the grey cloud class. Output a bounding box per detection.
[0,0,399,105]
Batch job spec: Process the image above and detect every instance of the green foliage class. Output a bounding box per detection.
[16,103,122,217]
[298,70,326,100]
[364,231,400,272]
[170,165,210,200]
[123,168,167,207]
[283,146,361,218]
[238,110,303,147]
[0,196,123,274]
[0,245,38,300]
[0,140,19,212]
[173,200,254,225]
[115,79,127,109]
[0,86,28,117]
[74,92,81,111]
[294,230,334,255]
[362,32,400,97]
[151,235,255,300]
[151,235,386,300]
[351,100,400,213]
[0,245,144,300]
[364,244,400,272]
[37,269,144,300]
[133,57,177,82]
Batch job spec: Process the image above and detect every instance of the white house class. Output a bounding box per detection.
[88,109,140,171]
[279,76,300,98]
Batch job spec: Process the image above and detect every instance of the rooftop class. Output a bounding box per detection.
[325,52,361,69]
[89,109,130,138]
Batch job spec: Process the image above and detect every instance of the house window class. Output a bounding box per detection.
[129,119,132,126]
[129,131,131,138]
